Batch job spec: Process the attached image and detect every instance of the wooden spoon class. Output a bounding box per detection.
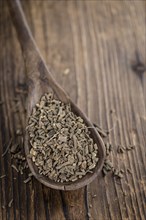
[8,0,105,190]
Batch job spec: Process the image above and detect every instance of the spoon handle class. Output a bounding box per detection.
[8,0,38,64]
[7,0,48,80]
[7,0,68,102]
[8,0,34,51]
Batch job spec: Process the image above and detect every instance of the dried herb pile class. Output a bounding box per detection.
[27,93,99,183]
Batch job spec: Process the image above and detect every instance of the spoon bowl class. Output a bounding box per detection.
[8,0,105,190]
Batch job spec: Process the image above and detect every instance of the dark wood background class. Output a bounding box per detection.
[0,1,146,220]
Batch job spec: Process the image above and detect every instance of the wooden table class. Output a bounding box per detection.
[0,1,146,220]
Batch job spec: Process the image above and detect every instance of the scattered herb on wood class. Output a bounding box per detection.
[102,142,126,179]
[11,164,19,172]
[105,142,112,156]
[102,159,114,176]
[2,138,13,157]
[24,176,31,184]
[117,144,135,154]
[123,191,127,197]
[27,93,99,183]
[10,143,20,154]
[16,129,22,136]
[132,61,146,75]
[126,145,135,151]
[23,172,33,184]
[8,199,13,208]
[63,68,70,75]
[10,141,29,175]
[117,145,125,154]
[127,168,132,174]
[0,175,6,179]
[92,194,97,198]
[113,168,124,179]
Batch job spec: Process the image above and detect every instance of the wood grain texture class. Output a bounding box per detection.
[0,0,146,220]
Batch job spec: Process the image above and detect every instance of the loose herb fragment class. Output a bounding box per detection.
[126,145,135,151]
[117,145,125,154]
[10,143,20,154]
[127,168,132,174]
[102,159,114,176]
[11,164,19,172]
[27,93,99,183]
[92,194,97,198]
[117,144,135,154]
[23,176,31,184]
[113,169,124,179]
[2,138,12,157]
[102,142,125,179]
[63,68,70,75]
[105,143,112,156]
[16,129,22,136]
[8,199,13,208]
[0,175,6,179]
[10,143,28,174]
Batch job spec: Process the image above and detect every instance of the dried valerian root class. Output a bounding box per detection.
[102,159,114,176]
[102,143,113,176]
[117,144,135,154]
[27,93,99,183]
[10,143,28,175]
[8,199,13,208]
[113,168,124,179]
[105,143,112,156]
[102,143,125,179]
[23,176,31,184]
[117,145,125,154]
[127,168,132,174]
[126,145,135,151]
[102,160,124,179]
[2,138,13,157]
[0,175,6,179]
[2,135,29,177]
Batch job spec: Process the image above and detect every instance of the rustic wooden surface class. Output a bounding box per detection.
[0,1,146,220]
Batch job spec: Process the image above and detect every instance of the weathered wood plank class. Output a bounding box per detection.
[0,1,145,220]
